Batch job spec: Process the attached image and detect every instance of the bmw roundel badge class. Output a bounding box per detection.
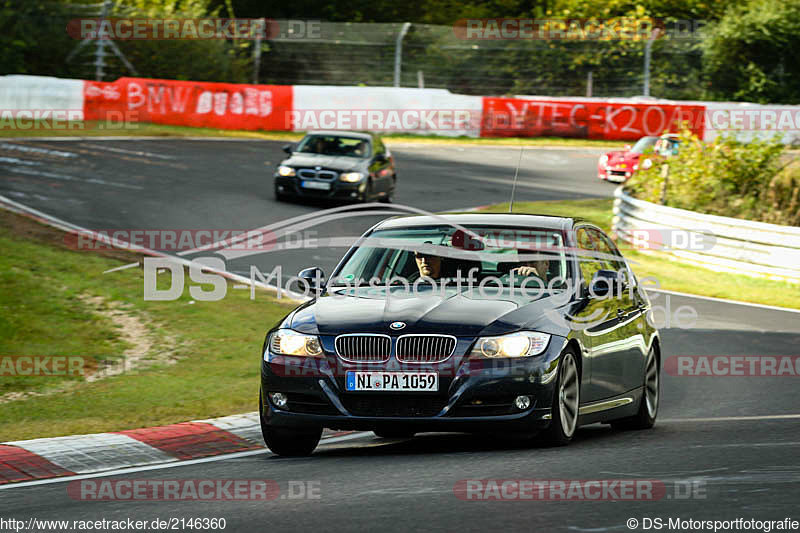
[390,321,406,330]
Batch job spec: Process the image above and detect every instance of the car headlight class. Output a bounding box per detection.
[469,331,551,358]
[269,329,323,357]
[599,154,608,167]
[340,172,364,183]
[278,165,295,177]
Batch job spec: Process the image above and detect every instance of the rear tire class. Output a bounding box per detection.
[541,351,580,446]
[611,346,659,430]
[259,393,322,456]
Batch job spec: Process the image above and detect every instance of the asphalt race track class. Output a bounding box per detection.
[1,138,799,531]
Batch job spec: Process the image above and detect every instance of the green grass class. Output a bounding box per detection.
[480,199,800,310]
[0,211,295,441]
[0,121,625,148]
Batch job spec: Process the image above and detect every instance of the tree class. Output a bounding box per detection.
[703,0,800,104]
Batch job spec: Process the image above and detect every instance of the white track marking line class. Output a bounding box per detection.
[0,194,309,302]
[660,414,800,423]
[0,432,372,491]
[0,156,40,166]
[103,262,140,274]
[6,167,143,190]
[690,442,800,448]
[0,142,77,158]
[646,288,800,314]
[83,143,175,160]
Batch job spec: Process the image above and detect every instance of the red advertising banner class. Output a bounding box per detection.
[83,77,293,131]
[480,97,705,140]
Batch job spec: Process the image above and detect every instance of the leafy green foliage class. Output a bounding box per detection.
[702,0,800,104]
[626,128,800,225]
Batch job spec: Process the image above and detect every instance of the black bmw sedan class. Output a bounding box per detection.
[274,131,396,203]
[259,214,661,455]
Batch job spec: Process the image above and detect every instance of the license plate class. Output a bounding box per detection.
[346,371,438,392]
[301,180,331,190]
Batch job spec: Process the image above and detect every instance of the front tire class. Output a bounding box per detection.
[379,176,396,203]
[259,394,322,456]
[542,351,580,446]
[611,346,659,430]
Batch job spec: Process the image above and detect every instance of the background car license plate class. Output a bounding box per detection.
[301,180,331,190]
[346,371,438,392]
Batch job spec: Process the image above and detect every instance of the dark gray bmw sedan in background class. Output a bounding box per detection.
[274,130,397,203]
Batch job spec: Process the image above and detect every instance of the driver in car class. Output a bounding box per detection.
[511,254,550,283]
[414,249,443,279]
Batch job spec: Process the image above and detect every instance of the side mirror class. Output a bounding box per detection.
[450,229,484,251]
[282,144,294,155]
[298,267,326,293]
[589,269,625,298]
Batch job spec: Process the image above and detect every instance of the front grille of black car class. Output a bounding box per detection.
[396,335,456,363]
[341,395,447,417]
[335,334,391,363]
[297,169,338,180]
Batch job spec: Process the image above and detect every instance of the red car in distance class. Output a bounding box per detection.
[597,134,679,183]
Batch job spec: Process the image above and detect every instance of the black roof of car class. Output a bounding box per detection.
[374,213,576,232]
[304,130,374,141]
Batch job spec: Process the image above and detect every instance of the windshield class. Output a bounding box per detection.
[296,135,371,158]
[630,136,658,154]
[331,225,572,290]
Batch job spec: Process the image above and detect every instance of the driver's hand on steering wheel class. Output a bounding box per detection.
[512,265,539,277]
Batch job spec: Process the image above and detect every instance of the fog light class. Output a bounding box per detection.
[514,395,531,410]
[269,392,288,408]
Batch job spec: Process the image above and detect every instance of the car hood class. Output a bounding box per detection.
[606,150,640,167]
[283,153,366,171]
[288,286,574,338]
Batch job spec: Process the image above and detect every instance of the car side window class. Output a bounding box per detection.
[588,228,627,273]
[575,227,603,285]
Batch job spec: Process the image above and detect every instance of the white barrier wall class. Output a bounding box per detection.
[292,86,484,137]
[0,75,85,119]
[702,101,800,144]
[4,75,800,144]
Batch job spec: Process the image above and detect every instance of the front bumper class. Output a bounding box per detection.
[275,175,366,200]
[598,166,632,182]
[260,335,566,433]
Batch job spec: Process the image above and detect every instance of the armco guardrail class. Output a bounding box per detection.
[612,188,800,283]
